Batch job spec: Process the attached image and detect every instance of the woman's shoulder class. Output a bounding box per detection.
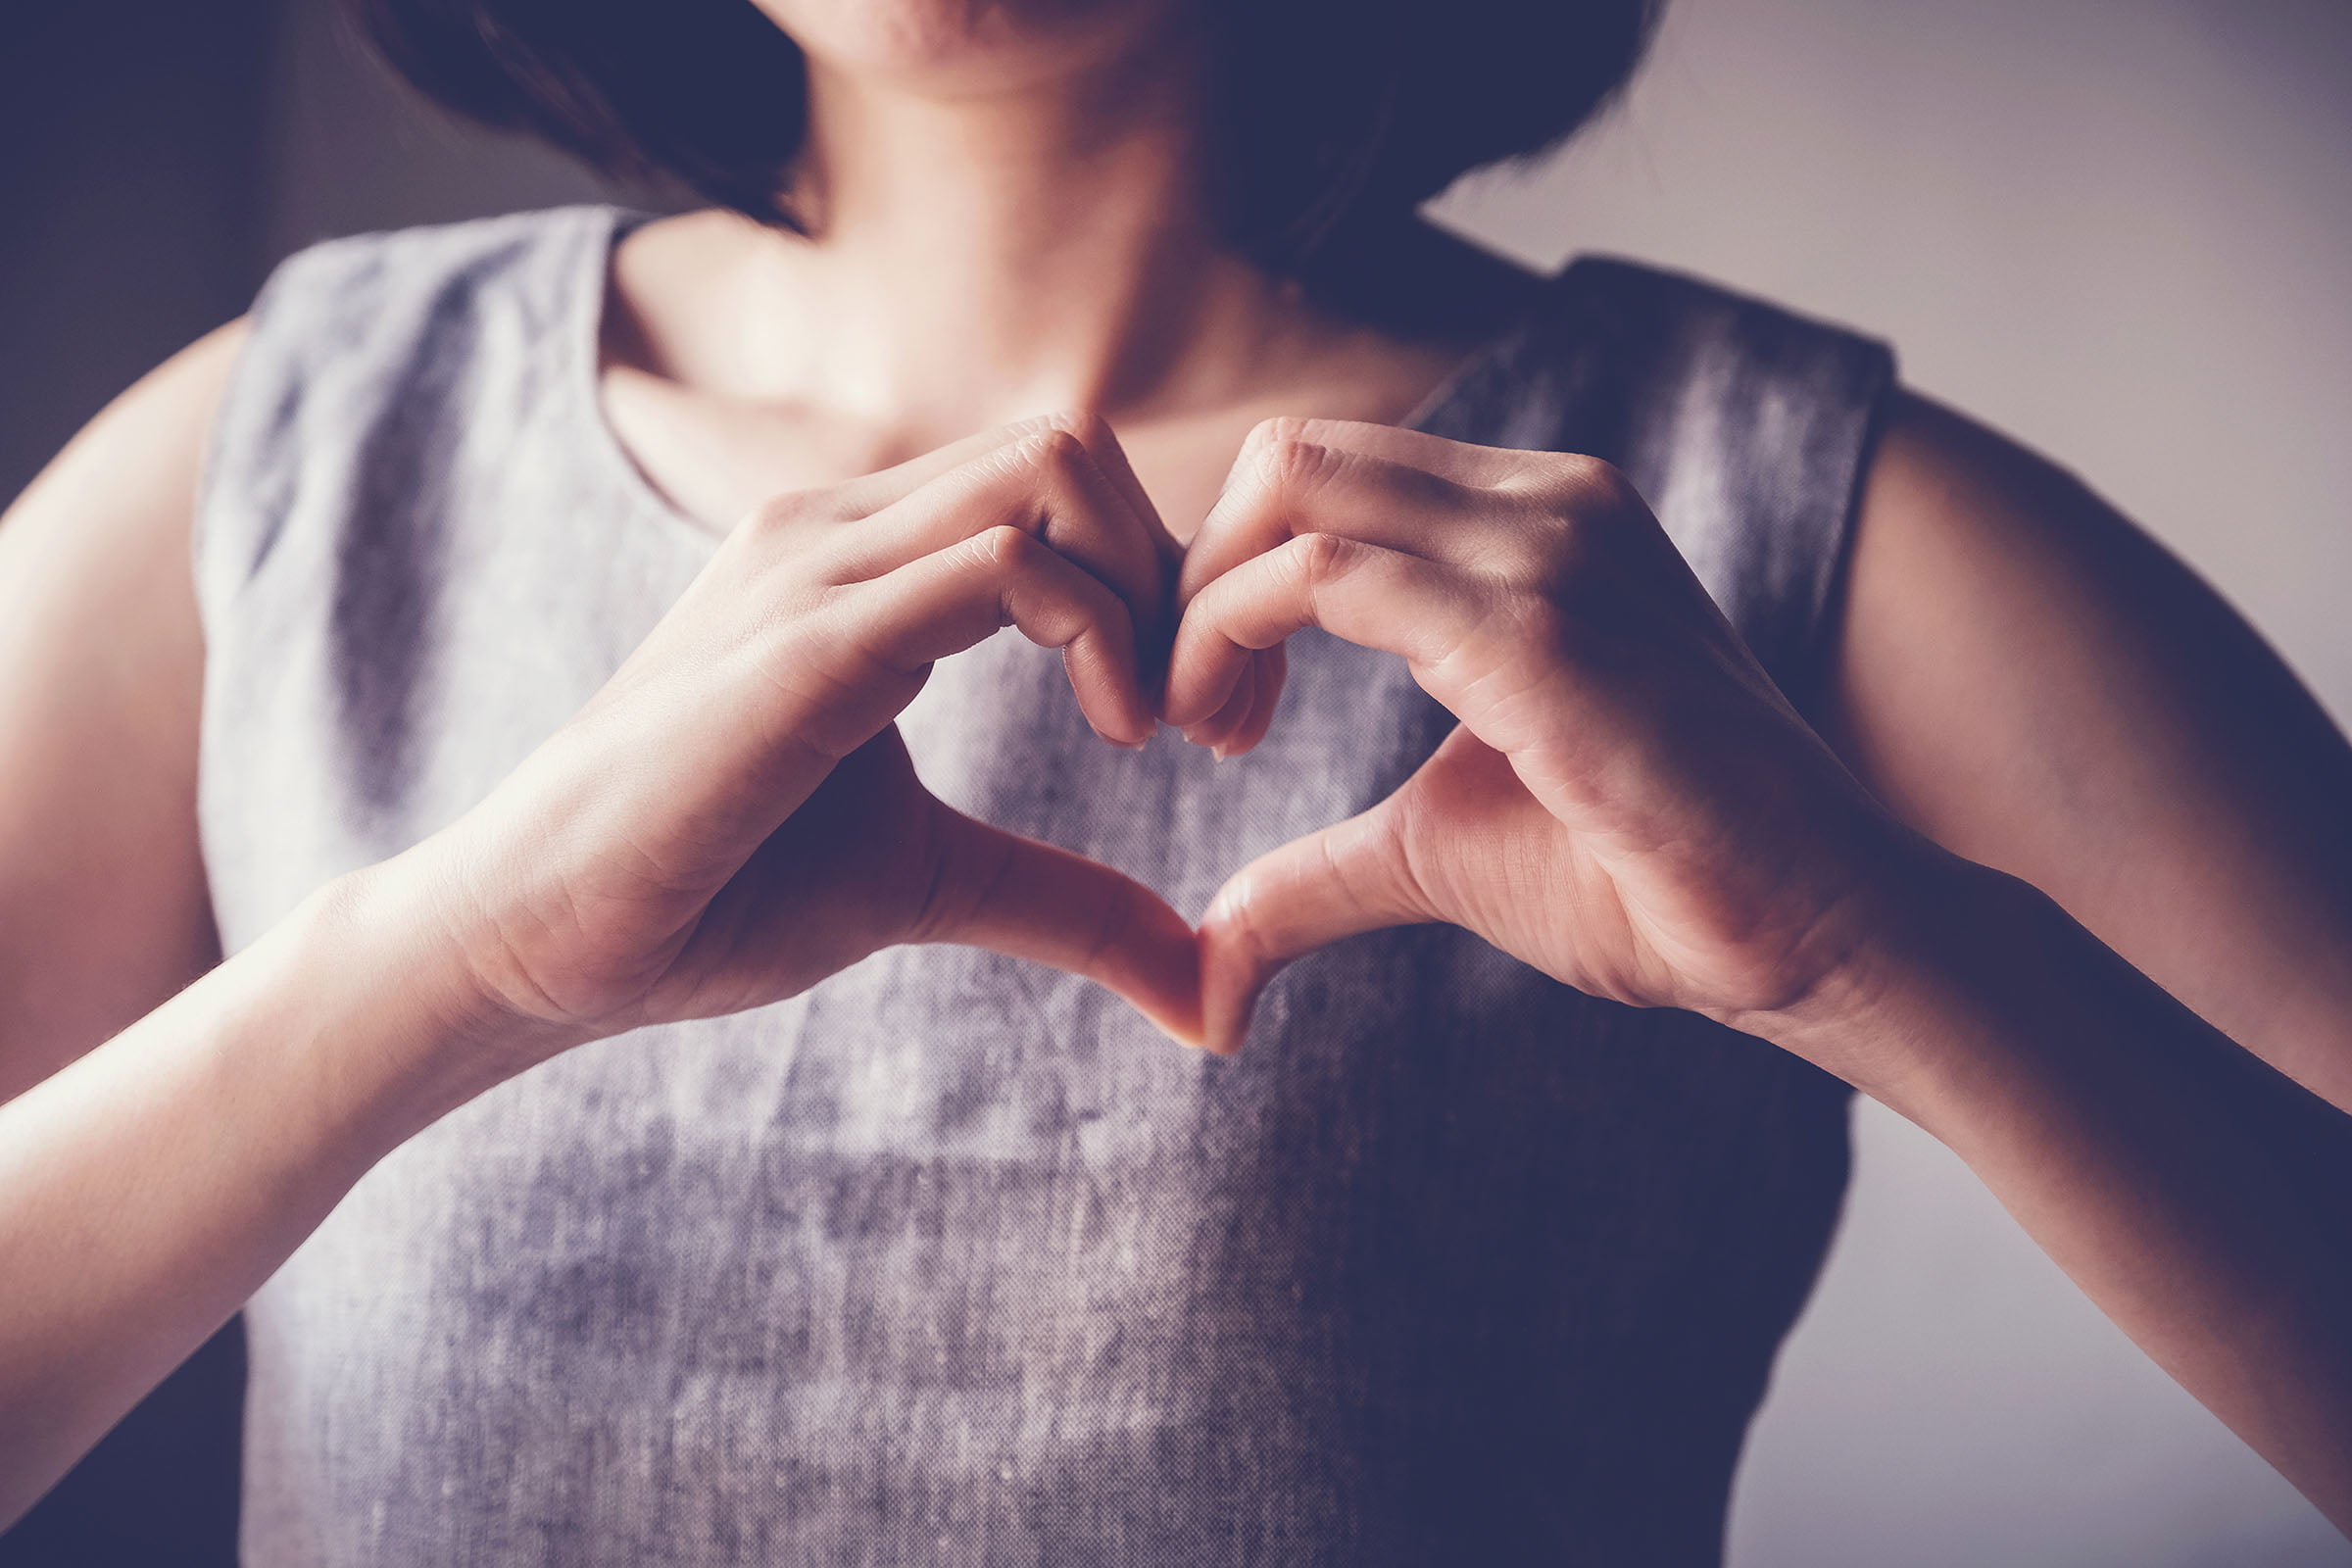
[1405,232,1898,498]
[246,205,623,365]
[1533,252,1896,421]
[260,204,621,289]
[214,203,625,475]
[1535,254,1899,556]
[0,318,250,1093]
[194,207,636,601]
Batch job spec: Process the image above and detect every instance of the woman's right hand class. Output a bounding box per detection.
[393,413,1200,1059]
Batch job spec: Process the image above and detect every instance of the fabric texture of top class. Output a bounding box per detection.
[195,205,1895,1567]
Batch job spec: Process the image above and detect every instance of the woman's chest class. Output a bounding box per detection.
[596,367,1458,541]
[894,626,1450,920]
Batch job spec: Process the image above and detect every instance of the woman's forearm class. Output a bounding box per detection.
[1758,859,2352,1532]
[0,858,543,1527]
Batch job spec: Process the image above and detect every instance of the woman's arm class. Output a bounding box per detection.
[1831,391,2352,1111]
[1168,416,2352,1535]
[1766,846,2352,1527]
[0,323,244,1103]
[1803,392,2352,1518]
[0,860,520,1525]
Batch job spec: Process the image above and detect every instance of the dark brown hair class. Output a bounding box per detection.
[352,0,1658,270]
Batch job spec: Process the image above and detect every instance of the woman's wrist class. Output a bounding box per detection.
[261,855,592,1152]
[0,847,591,1522]
[1726,842,2071,1126]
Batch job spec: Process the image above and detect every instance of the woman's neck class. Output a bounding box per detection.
[628,19,1359,452]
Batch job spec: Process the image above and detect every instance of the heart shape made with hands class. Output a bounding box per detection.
[776,410,1428,1059]
[900,413,1726,1058]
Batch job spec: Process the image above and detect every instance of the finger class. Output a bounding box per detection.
[1222,642,1288,759]
[1053,412,1181,570]
[824,414,1070,517]
[1241,416,1547,488]
[1195,798,1431,1054]
[833,426,1170,662]
[918,806,1204,1048]
[819,412,1169,551]
[1181,643,1288,760]
[1180,433,1494,609]
[1181,649,1253,758]
[843,524,1154,746]
[1165,533,1494,729]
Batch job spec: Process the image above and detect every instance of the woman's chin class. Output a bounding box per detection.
[751,0,1187,95]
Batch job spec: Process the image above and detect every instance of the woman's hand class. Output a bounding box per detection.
[1167,417,1929,1060]
[405,413,1202,1059]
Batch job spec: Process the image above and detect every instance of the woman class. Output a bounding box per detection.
[1,0,2346,1559]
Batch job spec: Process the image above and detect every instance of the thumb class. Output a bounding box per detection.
[917,806,1204,1047]
[1197,801,1430,1055]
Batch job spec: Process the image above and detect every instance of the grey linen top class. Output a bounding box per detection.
[196,205,1895,1566]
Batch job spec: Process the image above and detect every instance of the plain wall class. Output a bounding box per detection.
[2,1,2346,1562]
[0,1,274,514]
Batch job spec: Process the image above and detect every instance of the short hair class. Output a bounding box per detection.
[352,0,1658,271]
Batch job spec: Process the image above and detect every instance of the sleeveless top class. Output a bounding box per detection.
[196,206,1893,1567]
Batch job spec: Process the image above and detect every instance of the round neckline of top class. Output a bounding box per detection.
[564,203,1542,545]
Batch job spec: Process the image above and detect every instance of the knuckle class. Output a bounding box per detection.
[1019,425,1090,475]
[1508,508,1582,586]
[1253,431,1341,495]
[994,411,1070,447]
[1544,453,1638,514]
[1013,427,1099,503]
[1250,414,1374,452]
[1041,407,1113,450]
[973,522,1038,571]
[1481,591,1595,679]
[1505,455,1643,587]
[747,488,826,533]
[1248,414,1317,451]
[1291,528,1358,582]
[1503,592,1573,653]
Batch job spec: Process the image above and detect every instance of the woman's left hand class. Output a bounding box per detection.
[1167,417,1939,1059]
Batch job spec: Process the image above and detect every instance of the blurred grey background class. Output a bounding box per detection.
[2,0,2347,1563]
